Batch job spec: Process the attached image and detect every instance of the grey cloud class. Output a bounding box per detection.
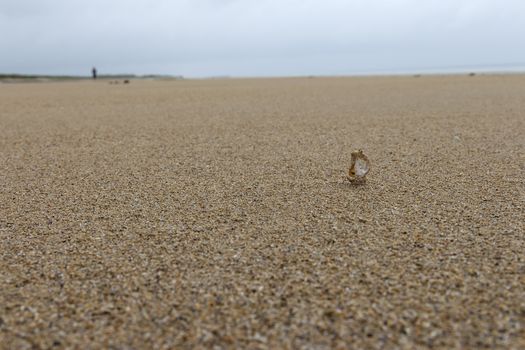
[1,0,524,77]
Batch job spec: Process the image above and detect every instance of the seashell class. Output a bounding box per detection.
[348,149,370,183]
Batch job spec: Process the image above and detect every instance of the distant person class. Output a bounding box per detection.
[92,67,97,80]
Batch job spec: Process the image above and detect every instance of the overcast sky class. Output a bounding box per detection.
[1,0,524,77]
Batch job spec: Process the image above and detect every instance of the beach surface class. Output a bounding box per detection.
[1,75,524,349]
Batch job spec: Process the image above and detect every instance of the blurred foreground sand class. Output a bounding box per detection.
[1,76,524,348]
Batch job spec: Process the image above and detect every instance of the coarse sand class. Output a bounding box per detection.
[1,75,524,349]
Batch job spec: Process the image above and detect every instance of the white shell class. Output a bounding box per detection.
[348,150,370,182]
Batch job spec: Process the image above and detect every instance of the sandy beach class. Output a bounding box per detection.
[1,75,524,348]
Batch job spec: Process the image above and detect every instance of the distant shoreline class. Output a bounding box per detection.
[1,69,525,83]
[0,74,183,83]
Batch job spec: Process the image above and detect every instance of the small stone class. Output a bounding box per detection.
[348,149,370,183]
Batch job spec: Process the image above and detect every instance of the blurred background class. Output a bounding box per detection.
[1,0,524,77]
